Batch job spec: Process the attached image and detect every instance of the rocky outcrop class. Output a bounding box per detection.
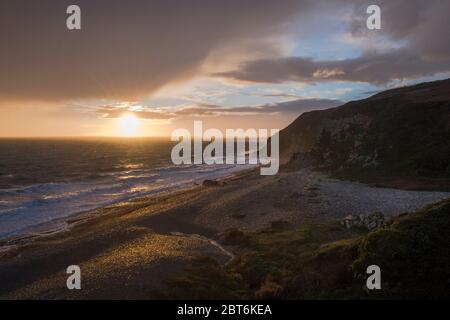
[342,212,385,230]
[202,179,223,187]
[280,78,450,181]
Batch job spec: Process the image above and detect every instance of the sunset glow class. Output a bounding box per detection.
[0,1,449,302]
[118,114,140,136]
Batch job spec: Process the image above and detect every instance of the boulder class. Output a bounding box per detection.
[342,212,385,230]
[202,179,221,187]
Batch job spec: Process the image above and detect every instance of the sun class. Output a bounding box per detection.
[118,113,140,136]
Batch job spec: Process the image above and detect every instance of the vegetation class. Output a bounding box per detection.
[280,78,450,190]
[156,199,450,299]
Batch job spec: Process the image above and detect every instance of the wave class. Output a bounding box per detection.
[0,163,252,241]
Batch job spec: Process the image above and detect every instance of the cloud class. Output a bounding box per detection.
[215,49,450,84]
[0,0,307,102]
[215,0,450,85]
[245,90,305,99]
[2,0,449,103]
[210,98,342,116]
[96,98,342,120]
[348,0,450,61]
[95,105,174,120]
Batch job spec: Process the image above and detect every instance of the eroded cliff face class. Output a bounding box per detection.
[280,79,450,180]
[309,115,376,170]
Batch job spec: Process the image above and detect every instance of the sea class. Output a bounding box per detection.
[0,138,250,241]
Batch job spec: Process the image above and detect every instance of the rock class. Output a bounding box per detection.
[202,179,221,187]
[342,214,359,229]
[290,191,302,199]
[342,212,385,230]
[219,229,249,245]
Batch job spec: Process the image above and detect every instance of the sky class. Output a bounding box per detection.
[0,0,449,137]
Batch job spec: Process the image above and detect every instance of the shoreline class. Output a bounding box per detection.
[0,167,260,299]
[0,167,448,299]
[0,185,202,252]
[0,166,257,252]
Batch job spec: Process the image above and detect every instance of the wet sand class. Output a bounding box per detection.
[0,168,448,299]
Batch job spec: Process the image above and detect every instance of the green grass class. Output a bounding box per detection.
[155,199,450,299]
[351,200,450,298]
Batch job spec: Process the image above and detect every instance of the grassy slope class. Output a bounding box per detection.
[280,79,450,190]
[156,199,450,299]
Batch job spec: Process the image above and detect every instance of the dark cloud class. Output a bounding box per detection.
[208,98,342,115]
[349,0,450,61]
[0,0,307,101]
[215,0,450,85]
[97,98,341,120]
[246,93,305,99]
[215,49,450,84]
[91,99,343,120]
[2,0,449,102]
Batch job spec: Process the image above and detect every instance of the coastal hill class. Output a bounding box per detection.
[280,78,450,189]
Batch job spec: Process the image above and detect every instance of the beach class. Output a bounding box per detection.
[0,167,449,299]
